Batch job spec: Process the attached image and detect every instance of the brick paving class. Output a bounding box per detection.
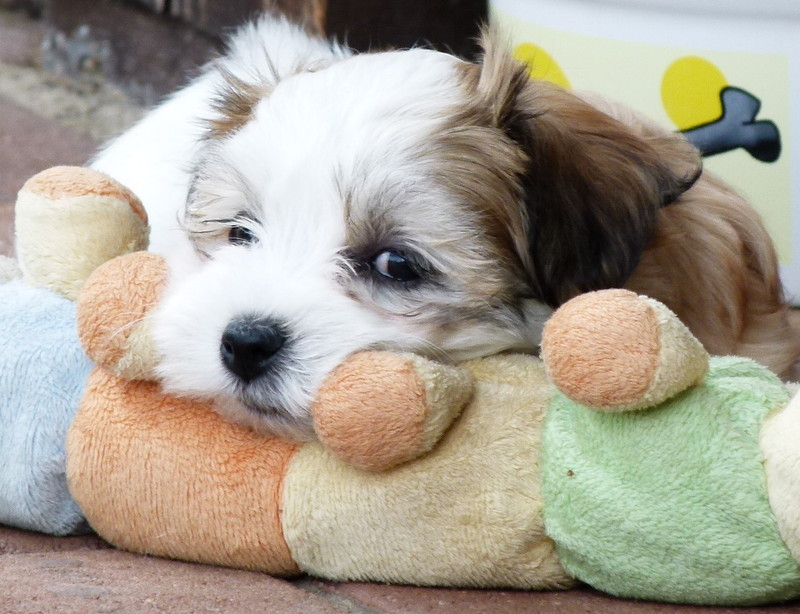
[2,7,800,614]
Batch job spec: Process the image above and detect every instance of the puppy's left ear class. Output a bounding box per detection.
[474,35,701,307]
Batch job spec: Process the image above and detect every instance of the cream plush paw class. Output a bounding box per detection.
[15,166,149,300]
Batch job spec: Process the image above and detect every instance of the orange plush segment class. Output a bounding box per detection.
[77,252,168,377]
[21,166,147,224]
[67,370,301,575]
[541,289,660,409]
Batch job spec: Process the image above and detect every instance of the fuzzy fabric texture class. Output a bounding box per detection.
[760,389,800,566]
[76,252,167,381]
[0,281,90,535]
[542,289,709,411]
[542,356,800,606]
[313,351,473,471]
[283,353,573,590]
[15,166,149,301]
[67,346,572,590]
[67,370,302,574]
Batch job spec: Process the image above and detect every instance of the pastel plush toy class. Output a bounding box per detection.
[8,167,800,605]
[0,167,148,535]
[67,238,800,605]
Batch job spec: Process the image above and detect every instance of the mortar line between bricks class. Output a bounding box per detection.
[292,578,388,614]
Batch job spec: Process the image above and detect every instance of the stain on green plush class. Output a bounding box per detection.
[541,356,800,606]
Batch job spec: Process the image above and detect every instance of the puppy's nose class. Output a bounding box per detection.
[220,317,287,383]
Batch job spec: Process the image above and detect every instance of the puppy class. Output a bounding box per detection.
[91,15,799,440]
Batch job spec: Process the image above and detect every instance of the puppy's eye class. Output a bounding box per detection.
[229,225,258,246]
[372,250,420,282]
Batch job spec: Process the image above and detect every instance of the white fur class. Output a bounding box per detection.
[92,15,551,440]
[91,16,346,263]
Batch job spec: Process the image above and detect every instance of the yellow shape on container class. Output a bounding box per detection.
[661,56,728,131]
[513,42,571,90]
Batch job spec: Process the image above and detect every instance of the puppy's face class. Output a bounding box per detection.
[152,37,700,440]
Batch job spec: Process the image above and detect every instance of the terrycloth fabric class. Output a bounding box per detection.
[760,389,800,565]
[76,252,167,381]
[542,289,709,411]
[15,166,149,301]
[313,351,473,471]
[67,370,301,574]
[0,281,90,535]
[542,356,800,605]
[283,353,573,590]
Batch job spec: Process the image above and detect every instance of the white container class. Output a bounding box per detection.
[490,0,800,302]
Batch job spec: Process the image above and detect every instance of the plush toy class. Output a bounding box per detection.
[67,241,800,605]
[0,166,148,535]
[6,166,800,605]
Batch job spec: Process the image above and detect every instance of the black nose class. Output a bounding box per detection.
[220,317,287,383]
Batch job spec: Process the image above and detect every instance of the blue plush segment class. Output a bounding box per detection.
[0,281,91,535]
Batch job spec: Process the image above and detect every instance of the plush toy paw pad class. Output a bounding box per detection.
[542,289,661,410]
[543,289,709,411]
[313,351,472,471]
[77,252,168,379]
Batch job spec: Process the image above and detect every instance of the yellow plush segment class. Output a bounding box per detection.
[16,188,149,300]
[638,296,709,409]
[67,370,301,575]
[283,353,574,590]
[313,352,473,472]
[415,353,474,457]
[543,289,708,412]
[77,252,167,380]
[760,390,800,564]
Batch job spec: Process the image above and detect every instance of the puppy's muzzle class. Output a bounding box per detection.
[220,316,287,383]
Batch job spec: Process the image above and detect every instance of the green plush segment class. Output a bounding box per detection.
[542,356,800,606]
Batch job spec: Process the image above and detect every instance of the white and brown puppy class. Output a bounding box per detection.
[92,15,799,440]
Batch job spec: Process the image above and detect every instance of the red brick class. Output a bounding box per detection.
[0,549,344,614]
[0,526,109,555]
[310,580,799,614]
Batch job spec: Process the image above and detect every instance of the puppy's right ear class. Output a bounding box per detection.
[473,33,701,307]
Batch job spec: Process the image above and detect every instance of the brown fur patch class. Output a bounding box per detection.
[453,34,702,307]
[426,77,531,292]
[207,66,273,140]
[455,33,798,378]
[626,172,800,378]
[580,92,800,378]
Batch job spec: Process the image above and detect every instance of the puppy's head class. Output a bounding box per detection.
[152,30,700,440]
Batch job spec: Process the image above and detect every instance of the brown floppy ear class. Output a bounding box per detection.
[476,36,701,307]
